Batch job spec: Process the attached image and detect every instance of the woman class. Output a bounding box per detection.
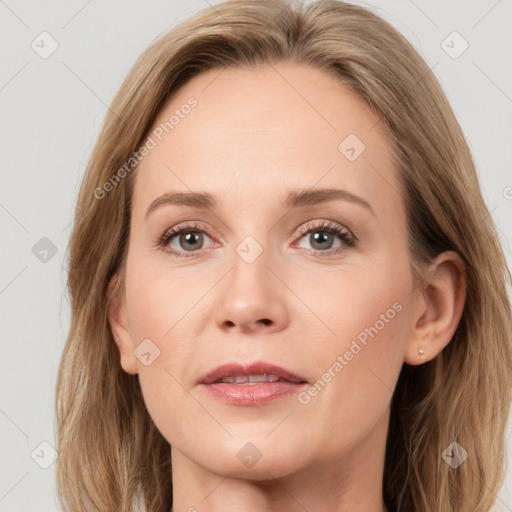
[55,0,512,511]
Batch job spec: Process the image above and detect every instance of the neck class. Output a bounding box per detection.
[169,410,390,512]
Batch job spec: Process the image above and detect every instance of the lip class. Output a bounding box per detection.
[198,361,309,406]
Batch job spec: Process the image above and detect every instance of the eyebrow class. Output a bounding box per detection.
[145,188,375,218]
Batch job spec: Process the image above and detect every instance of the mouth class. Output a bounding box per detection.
[198,361,308,406]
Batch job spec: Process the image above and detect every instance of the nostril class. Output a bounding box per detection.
[259,318,272,326]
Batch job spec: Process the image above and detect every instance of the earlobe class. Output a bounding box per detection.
[404,251,466,366]
[107,275,139,375]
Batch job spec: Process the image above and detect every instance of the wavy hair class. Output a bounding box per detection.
[55,1,512,510]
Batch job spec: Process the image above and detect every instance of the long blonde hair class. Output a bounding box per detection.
[55,1,512,510]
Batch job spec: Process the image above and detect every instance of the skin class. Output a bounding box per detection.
[109,62,466,512]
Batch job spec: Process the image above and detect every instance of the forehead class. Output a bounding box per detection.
[133,62,401,218]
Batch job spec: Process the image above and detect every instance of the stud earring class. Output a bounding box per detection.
[418,347,425,359]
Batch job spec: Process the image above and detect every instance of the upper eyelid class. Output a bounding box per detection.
[296,219,351,235]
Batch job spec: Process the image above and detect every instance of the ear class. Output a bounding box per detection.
[107,274,139,375]
[404,251,466,366]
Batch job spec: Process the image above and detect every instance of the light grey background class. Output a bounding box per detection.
[1,0,511,510]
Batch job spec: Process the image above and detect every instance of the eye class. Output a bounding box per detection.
[293,220,355,255]
[156,219,356,258]
[157,222,215,257]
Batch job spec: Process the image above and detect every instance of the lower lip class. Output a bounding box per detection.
[201,381,308,405]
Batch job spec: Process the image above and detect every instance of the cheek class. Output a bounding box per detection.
[124,246,209,344]
[300,252,410,395]
[296,254,410,362]
[123,253,214,444]
[290,267,410,460]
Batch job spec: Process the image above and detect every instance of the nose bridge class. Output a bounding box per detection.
[213,232,289,333]
[232,235,270,294]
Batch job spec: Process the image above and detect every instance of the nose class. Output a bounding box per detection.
[214,248,289,334]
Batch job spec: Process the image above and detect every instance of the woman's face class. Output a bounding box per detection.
[111,62,420,478]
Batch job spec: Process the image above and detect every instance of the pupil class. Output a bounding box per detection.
[311,231,333,250]
[181,232,202,250]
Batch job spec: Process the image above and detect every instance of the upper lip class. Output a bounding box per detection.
[198,361,308,384]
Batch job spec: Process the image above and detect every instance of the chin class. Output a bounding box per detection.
[188,435,308,480]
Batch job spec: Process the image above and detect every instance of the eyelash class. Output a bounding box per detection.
[156,220,356,258]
